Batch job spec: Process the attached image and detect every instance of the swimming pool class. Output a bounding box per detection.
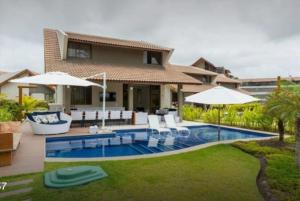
[46,125,274,158]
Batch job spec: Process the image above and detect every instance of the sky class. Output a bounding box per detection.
[0,0,299,78]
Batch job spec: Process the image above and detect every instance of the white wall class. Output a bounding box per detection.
[0,83,29,100]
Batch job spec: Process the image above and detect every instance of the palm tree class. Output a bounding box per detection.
[265,92,286,142]
[265,81,300,167]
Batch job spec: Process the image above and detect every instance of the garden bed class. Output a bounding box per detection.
[233,138,299,201]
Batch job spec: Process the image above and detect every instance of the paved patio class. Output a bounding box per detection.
[0,123,44,177]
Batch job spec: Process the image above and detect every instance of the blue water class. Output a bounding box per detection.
[45,125,274,158]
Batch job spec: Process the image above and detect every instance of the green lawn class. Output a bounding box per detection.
[2,145,263,201]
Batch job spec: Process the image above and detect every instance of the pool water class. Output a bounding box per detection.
[45,125,273,158]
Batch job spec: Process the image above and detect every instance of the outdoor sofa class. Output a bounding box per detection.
[27,111,72,135]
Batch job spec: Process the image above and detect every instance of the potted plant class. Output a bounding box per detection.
[0,94,22,133]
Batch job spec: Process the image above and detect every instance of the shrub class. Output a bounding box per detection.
[182,104,203,121]
[0,93,23,121]
[22,96,49,113]
[0,108,14,122]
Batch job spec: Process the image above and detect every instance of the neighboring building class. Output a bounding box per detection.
[173,57,243,97]
[0,69,54,101]
[240,76,300,101]
[44,29,202,114]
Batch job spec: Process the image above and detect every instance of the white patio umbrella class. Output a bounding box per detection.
[10,71,101,87]
[185,86,259,140]
[10,72,107,128]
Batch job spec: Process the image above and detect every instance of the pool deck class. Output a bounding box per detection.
[0,121,278,177]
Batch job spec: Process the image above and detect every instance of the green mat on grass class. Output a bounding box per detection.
[44,165,107,188]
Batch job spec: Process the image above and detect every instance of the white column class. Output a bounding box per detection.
[177,84,183,121]
[128,85,134,111]
[56,85,64,105]
[64,86,71,113]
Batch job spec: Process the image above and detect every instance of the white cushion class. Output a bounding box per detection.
[32,116,42,124]
[37,115,49,124]
[46,114,59,123]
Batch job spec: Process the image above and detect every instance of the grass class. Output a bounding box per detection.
[1,145,263,201]
[233,137,300,201]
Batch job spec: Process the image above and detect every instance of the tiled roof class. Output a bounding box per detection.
[214,74,241,84]
[0,69,37,87]
[191,57,216,67]
[181,84,216,93]
[44,29,201,85]
[181,84,250,95]
[66,31,173,52]
[240,76,300,83]
[168,64,218,76]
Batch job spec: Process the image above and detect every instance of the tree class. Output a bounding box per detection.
[265,92,286,142]
[265,81,300,167]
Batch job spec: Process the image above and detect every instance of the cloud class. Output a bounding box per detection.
[0,0,300,78]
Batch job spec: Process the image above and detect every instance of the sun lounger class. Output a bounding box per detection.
[148,115,172,135]
[164,114,190,135]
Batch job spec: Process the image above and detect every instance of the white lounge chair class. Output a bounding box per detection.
[148,115,172,135]
[148,137,159,147]
[164,114,190,135]
[164,136,175,146]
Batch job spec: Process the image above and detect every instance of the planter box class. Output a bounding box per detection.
[0,132,13,166]
[0,122,21,167]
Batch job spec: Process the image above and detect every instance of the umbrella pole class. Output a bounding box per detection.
[218,106,221,141]
[55,85,58,104]
[102,73,106,129]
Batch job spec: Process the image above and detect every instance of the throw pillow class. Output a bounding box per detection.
[32,115,42,124]
[47,114,59,123]
[38,115,49,124]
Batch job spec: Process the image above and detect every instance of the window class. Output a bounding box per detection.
[67,42,91,59]
[143,51,162,65]
[71,86,92,105]
[99,92,116,102]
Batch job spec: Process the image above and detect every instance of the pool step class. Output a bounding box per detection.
[175,142,192,148]
[138,144,158,153]
[129,144,155,154]
[128,144,148,154]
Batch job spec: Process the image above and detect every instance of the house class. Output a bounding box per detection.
[240,76,300,100]
[0,69,54,101]
[44,29,204,117]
